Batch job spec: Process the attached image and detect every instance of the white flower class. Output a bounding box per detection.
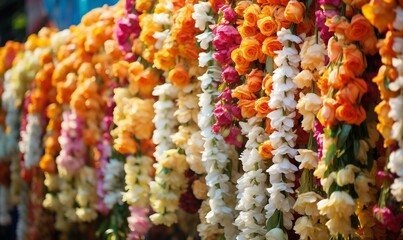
[153,13,172,25]
[153,30,170,50]
[388,95,403,120]
[198,52,213,67]
[196,31,214,50]
[391,177,403,202]
[393,8,403,32]
[265,228,288,240]
[277,27,302,44]
[192,2,214,31]
[388,149,403,176]
[295,149,318,169]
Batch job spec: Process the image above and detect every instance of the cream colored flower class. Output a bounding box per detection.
[301,112,316,131]
[293,192,322,216]
[320,172,336,193]
[265,228,288,240]
[295,149,318,170]
[317,191,356,220]
[159,149,188,173]
[149,212,177,226]
[325,217,354,235]
[294,216,315,240]
[293,70,314,89]
[336,164,360,186]
[297,93,322,115]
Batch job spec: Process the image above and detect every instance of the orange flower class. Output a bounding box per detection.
[136,0,152,12]
[168,64,190,88]
[112,60,129,80]
[83,128,100,146]
[262,74,273,95]
[284,0,305,24]
[345,14,373,42]
[343,44,366,76]
[244,4,261,27]
[262,37,282,57]
[255,97,271,118]
[239,25,259,38]
[154,49,176,71]
[335,103,366,125]
[239,38,261,62]
[317,98,338,127]
[39,154,56,174]
[362,0,396,33]
[246,69,264,92]
[328,37,343,63]
[257,17,277,36]
[326,15,349,35]
[135,68,160,98]
[238,99,257,118]
[231,48,252,75]
[114,132,138,154]
[235,1,253,17]
[361,34,378,56]
[274,6,292,29]
[336,78,367,104]
[259,141,274,159]
[232,85,257,100]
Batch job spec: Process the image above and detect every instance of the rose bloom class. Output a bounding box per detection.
[255,97,271,118]
[336,77,367,104]
[246,69,264,92]
[345,14,373,41]
[231,48,252,75]
[232,84,257,100]
[343,44,366,76]
[257,16,277,36]
[168,64,190,88]
[239,25,259,38]
[335,103,366,125]
[235,1,253,16]
[243,4,261,27]
[240,37,262,62]
[262,74,273,95]
[328,37,343,63]
[326,15,349,35]
[262,37,282,57]
[284,0,305,24]
[258,140,274,159]
[362,0,396,33]
[238,99,257,118]
[317,98,338,127]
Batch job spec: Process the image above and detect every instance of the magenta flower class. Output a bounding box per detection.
[220,5,237,24]
[222,66,240,85]
[223,126,243,148]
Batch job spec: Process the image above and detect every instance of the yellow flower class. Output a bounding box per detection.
[294,216,315,240]
[336,164,360,187]
[159,149,188,174]
[295,149,318,170]
[317,191,356,220]
[294,192,323,216]
[325,217,354,236]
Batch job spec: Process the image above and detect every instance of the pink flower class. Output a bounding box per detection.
[220,5,237,24]
[127,207,152,238]
[223,126,243,148]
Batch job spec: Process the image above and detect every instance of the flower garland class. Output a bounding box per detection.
[364,1,403,235]
[315,5,378,237]
[291,0,330,238]
[193,2,239,238]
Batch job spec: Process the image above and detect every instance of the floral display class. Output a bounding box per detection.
[0,0,402,239]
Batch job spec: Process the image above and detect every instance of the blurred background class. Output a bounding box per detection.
[0,0,119,46]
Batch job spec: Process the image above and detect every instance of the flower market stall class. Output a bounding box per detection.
[0,0,402,239]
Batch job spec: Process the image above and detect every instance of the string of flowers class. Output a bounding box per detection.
[314,4,379,237]
[291,0,329,238]
[363,1,403,236]
[193,1,237,238]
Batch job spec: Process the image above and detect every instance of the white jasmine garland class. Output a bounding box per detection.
[194,4,238,236]
[389,34,403,202]
[19,113,45,169]
[234,118,268,239]
[103,159,125,209]
[265,28,302,236]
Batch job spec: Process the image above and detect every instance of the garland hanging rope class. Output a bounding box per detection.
[0,0,402,239]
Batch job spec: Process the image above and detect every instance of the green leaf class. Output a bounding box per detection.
[336,124,352,149]
[353,140,360,157]
[327,181,338,196]
[325,143,336,165]
[265,57,274,74]
[266,209,281,230]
